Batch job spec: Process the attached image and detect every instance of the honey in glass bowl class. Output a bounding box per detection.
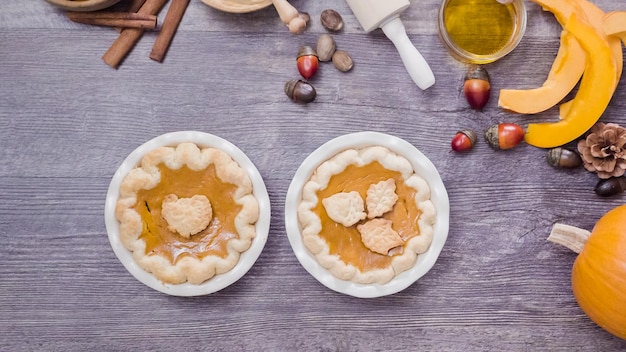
[438,0,527,64]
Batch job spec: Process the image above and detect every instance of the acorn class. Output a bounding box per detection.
[594,177,626,197]
[284,79,316,103]
[485,123,525,150]
[296,46,319,79]
[451,129,477,152]
[464,65,490,110]
[546,147,583,169]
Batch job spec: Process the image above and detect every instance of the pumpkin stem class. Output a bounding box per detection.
[547,223,591,254]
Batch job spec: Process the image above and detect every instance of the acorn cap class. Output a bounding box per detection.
[464,65,490,83]
[297,45,318,58]
[484,125,499,149]
[458,129,477,146]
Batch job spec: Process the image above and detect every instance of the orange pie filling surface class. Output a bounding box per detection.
[135,163,241,264]
[314,161,421,272]
[298,146,436,285]
[115,143,259,285]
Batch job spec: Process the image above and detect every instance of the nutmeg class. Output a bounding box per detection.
[320,9,343,32]
[316,34,336,62]
[284,79,316,104]
[332,50,353,72]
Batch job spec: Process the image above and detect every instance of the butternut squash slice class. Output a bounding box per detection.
[532,0,584,24]
[499,0,623,115]
[575,0,622,83]
[602,11,626,46]
[497,0,587,114]
[525,15,617,148]
[498,30,585,114]
[556,2,623,120]
[547,0,623,120]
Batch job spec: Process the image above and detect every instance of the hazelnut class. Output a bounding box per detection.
[316,34,336,62]
[320,9,343,32]
[332,50,353,72]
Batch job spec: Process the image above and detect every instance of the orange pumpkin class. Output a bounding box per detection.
[549,205,626,340]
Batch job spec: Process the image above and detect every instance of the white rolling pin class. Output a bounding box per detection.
[345,0,435,90]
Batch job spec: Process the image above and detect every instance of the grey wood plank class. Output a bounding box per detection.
[2,0,626,351]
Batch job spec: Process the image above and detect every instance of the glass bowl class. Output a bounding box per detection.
[438,0,527,64]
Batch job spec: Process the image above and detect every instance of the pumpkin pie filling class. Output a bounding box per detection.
[298,145,436,284]
[314,161,421,271]
[135,163,241,264]
[115,142,259,285]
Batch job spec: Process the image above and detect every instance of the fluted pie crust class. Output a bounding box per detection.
[297,146,436,284]
[115,142,259,285]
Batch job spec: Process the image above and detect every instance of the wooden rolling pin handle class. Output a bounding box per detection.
[272,0,306,34]
[288,16,306,34]
[272,0,298,24]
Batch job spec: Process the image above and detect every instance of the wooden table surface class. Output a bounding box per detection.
[2,0,626,350]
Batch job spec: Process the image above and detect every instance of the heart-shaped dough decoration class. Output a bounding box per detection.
[161,194,213,238]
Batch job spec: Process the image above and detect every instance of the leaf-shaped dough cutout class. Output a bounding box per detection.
[357,218,404,255]
[366,178,398,219]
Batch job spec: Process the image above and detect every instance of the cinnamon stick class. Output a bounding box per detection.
[116,0,148,32]
[149,0,190,62]
[67,11,157,29]
[102,0,167,69]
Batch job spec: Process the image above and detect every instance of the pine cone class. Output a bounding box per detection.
[577,122,626,179]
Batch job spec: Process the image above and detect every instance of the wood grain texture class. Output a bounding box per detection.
[2,0,626,350]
